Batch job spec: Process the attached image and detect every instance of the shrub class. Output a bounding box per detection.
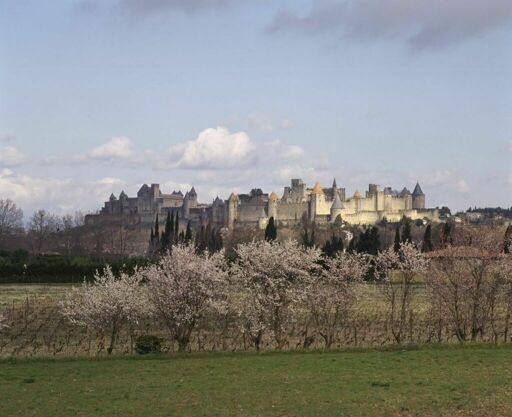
[135,335,163,355]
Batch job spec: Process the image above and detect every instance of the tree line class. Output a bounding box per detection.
[50,224,512,355]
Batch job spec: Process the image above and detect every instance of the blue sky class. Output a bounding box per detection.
[0,0,511,215]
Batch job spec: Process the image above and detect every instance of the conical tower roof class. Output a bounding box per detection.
[353,190,361,199]
[228,192,238,201]
[412,182,424,196]
[269,191,279,201]
[331,193,344,210]
[332,178,337,189]
[312,182,324,195]
[400,187,411,197]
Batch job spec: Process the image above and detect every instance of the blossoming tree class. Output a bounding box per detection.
[61,266,147,354]
[376,242,429,344]
[145,244,228,351]
[307,252,369,348]
[232,239,322,350]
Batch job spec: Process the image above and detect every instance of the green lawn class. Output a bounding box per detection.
[1,345,512,417]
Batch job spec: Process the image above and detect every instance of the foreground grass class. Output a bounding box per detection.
[1,345,512,417]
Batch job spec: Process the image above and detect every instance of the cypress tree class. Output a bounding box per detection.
[153,214,160,252]
[265,216,277,241]
[440,222,453,248]
[161,211,172,250]
[401,217,411,243]
[205,223,212,250]
[154,214,159,241]
[215,228,223,251]
[185,220,192,244]
[369,226,380,255]
[422,224,434,253]
[323,240,333,257]
[393,226,401,252]
[174,212,179,241]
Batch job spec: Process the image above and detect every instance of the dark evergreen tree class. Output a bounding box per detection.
[152,214,160,253]
[196,225,206,253]
[440,221,453,248]
[422,224,434,253]
[401,217,411,243]
[160,211,172,250]
[356,226,380,255]
[393,226,401,252]
[264,216,277,241]
[174,212,179,241]
[185,220,193,244]
[205,223,213,250]
[154,214,159,241]
[322,234,344,257]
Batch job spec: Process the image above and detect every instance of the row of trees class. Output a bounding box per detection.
[59,227,512,354]
[0,199,85,253]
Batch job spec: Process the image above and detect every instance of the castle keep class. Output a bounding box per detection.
[85,179,439,229]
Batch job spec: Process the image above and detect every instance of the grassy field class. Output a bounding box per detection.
[0,284,73,307]
[1,345,512,417]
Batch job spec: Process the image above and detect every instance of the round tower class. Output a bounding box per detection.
[227,192,238,229]
[330,193,344,224]
[309,182,324,221]
[182,191,191,219]
[268,191,279,220]
[412,182,425,209]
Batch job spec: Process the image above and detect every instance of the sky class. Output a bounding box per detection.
[0,0,511,216]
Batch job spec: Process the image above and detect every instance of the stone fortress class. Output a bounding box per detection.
[85,179,439,230]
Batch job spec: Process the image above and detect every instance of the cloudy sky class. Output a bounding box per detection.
[0,0,511,216]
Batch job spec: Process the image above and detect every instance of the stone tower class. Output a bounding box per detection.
[309,182,324,221]
[227,192,238,229]
[412,182,425,209]
[268,191,279,220]
[400,187,413,210]
[182,191,191,219]
[330,193,344,224]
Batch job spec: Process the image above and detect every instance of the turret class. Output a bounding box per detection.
[226,192,238,229]
[109,193,117,202]
[412,182,425,209]
[182,191,191,219]
[187,186,198,208]
[330,193,344,224]
[400,187,413,210]
[309,182,324,221]
[268,191,279,220]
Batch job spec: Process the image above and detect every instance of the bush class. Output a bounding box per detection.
[135,335,162,355]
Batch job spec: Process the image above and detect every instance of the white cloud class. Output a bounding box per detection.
[0,168,128,215]
[89,136,133,160]
[158,127,307,171]
[162,127,257,169]
[0,146,27,167]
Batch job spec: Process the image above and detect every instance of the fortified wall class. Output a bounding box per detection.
[85,178,439,230]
